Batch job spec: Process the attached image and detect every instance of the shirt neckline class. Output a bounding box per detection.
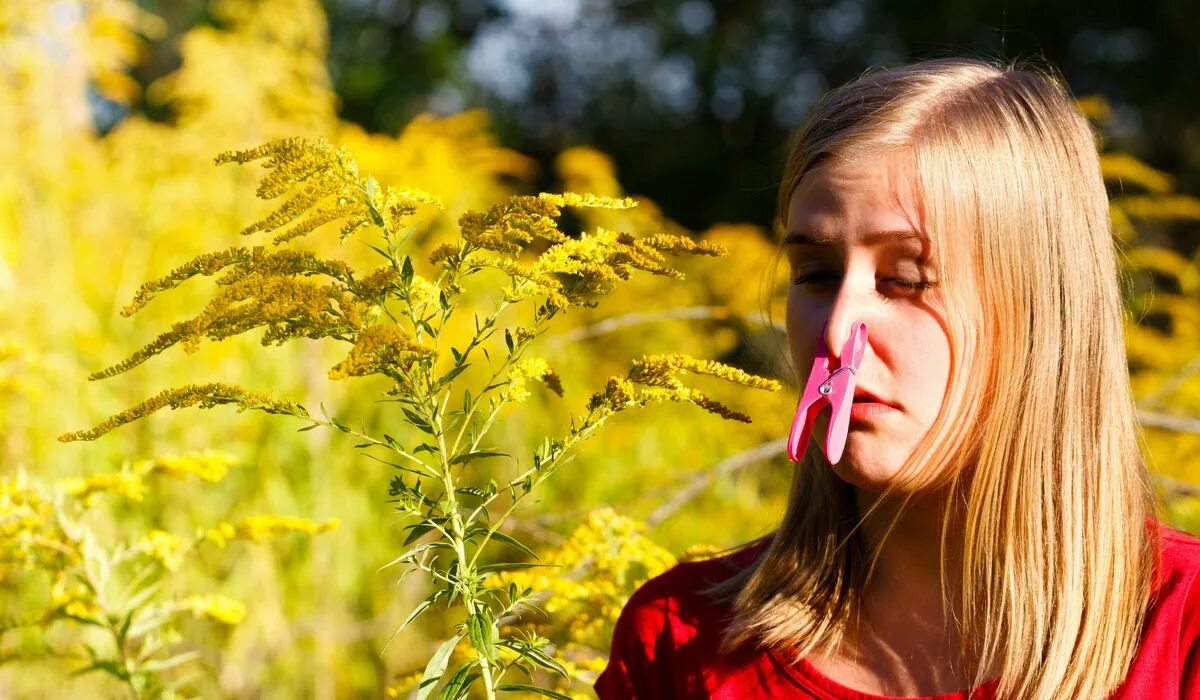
[767,648,1000,700]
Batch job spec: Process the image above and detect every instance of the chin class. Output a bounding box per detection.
[828,459,901,494]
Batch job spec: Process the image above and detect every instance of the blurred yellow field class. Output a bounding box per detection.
[3,1,1198,698]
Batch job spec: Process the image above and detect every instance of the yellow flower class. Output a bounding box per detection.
[56,472,147,504]
[177,593,246,625]
[587,353,780,423]
[232,514,340,543]
[503,357,564,403]
[138,529,188,571]
[137,449,238,483]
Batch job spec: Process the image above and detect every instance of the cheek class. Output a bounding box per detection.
[901,323,952,414]
[785,295,822,375]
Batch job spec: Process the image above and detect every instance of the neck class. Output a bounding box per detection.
[847,486,970,672]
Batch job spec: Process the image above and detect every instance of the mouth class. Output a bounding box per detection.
[852,389,897,408]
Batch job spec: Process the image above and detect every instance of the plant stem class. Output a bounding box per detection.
[428,373,498,700]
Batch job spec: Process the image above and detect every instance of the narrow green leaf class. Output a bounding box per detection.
[489,530,539,561]
[401,255,414,287]
[116,610,133,648]
[448,450,509,466]
[403,522,436,546]
[476,562,553,575]
[496,684,573,699]
[434,364,470,390]
[363,242,393,262]
[140,650,201,674]
[436,662,479,700]
[415,633,463,700]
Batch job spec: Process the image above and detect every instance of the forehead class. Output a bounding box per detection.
[784,153,928,249]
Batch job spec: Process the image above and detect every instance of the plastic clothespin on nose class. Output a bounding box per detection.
[787,321,869,464]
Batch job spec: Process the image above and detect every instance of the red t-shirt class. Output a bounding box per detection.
[595,521,1200,699]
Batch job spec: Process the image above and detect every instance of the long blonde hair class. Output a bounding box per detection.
[711,57,1158,699]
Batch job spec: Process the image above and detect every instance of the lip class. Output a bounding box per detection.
[849,401,898,421]
[852,388,897,408]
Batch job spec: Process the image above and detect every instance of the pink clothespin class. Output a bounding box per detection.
[787,320,868,464]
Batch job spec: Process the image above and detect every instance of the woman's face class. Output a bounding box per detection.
[784,152,951,493]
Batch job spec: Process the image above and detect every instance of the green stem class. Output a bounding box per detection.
[427,372,498,700]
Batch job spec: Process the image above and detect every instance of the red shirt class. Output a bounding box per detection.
[595,521,1200,699]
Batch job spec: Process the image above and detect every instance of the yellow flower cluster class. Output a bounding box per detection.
[52,449,239,508]
[327,322,436,380]
[214,136,440,244]
[488,508,676,673]
[58,471,147,504]
[118,246,357,318]
[135,448,238,482]
[205,514,340,546]
[175,593,247,625]
[58,383,307,442]
[1,473,74,573]
[503,357,565,404]
[588,352,781,423]
[138,529,188,571]
[384,669,424,697]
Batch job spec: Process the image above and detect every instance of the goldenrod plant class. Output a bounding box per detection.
[0,450,336,698]
[58,136,782,698]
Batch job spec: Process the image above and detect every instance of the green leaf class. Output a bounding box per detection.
[401,255,414,287]
[466,608,496,664]
[73,658,130,681]
[125,579,163,612]
[497,639,568,678]
[416,633,463,700]
[489,530,539,561]
[403,522,436,546]
[140,650,201,674]
[115,610,133,649]
[476,562,553,575]
[436,662,479,700]
[434,363,471,390]
[363,242,393,263]
[393,587,444,634]
[448,451,509,466]
[496,684,573,699]
[401,407,434,435]
[504,329,514,354]
[520,646,568,678]
[296,423,320,432]
[380,541,452,571]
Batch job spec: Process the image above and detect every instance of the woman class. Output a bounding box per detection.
[595,57,1200,699]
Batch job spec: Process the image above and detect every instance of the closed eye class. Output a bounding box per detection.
[791,272,936,291]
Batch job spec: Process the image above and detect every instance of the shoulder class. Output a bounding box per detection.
[1136,521,1200,688]
[615,539,766,637]
[1150,520,1200,598]
[594,540,767,698]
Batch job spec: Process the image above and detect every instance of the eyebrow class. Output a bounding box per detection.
[783,229,929,247]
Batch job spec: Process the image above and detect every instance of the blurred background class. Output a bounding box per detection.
[2,0,1197,697]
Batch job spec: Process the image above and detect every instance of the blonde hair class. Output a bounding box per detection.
[710,57,1158,699]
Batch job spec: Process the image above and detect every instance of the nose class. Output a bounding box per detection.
[822,289,870,367]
